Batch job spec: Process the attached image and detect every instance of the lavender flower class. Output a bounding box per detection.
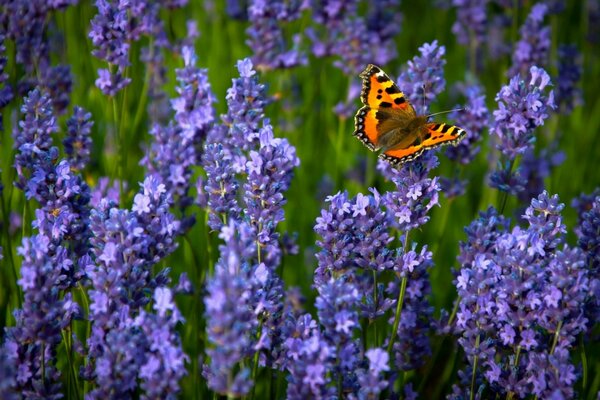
[89,0,166,95]
[572,191,600,324]
[0,34,13,132]
[203,220,259,397]
[397,40,446,114]
[356,348,389,398]
[451,0,489,49]
[454,191,589,398]
[246,0,306,70]
[13,89,57,190]
[136,287,188,398]
[380,153,441,232]
[210,58,270,158]
[202,143,241,231]
[314,276,361,393]
[243,125,299,267]
[142,46,215,223]
[489,66,555,194]
[3,236,80,398]
[509,3,550,76]
[284,314,335,399]
[446,83,488,165]
[84,176,180,393]
[63,106,94,171]
[556,44,583,114]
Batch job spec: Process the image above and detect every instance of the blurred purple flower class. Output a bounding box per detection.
[356,348,389,398]
[63,106,94,171]
[446,82,488,165]
[203,220,259,397]
[509,3,550,76]
[572,190,600,324]
[284,314,336,399]
[452,0,489,49]
[556,44,583,114]
[246,0,306,70]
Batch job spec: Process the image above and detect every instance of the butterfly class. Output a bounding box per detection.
[354,64,466,166]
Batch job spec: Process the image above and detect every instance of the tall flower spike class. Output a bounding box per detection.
[454,191,589,398]
[3,237,80,398]
[13,89,57,190]
[64,106,94,171]
[397,40,446,115]
[243,124,300,268]
[556,44,583,114]
[489,66,555,194]
[203,220,259,397]
[509,3,550,77]
[142,46,215,224]
[246,0,306,71]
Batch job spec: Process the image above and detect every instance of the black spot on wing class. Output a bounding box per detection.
[385,86,401,94]
[379,101,393,108]
[376,75,389,83]
[394,97,405,105]
[440,124,450,133]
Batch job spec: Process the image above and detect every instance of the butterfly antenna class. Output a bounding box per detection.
[426,108,465,118]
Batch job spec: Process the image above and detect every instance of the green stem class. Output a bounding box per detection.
[387,275,408,356]
[373,270,379,347]
[498,158,516,214]
[470,335,479,400]
[1,194,21,308]
[250,322,263,400]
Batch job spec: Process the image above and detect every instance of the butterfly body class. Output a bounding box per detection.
[354,64,466,166]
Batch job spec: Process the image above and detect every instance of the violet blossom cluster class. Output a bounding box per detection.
[142,46,215,227]
[246,0,306,70]
[452,192,589,398]
[509,2,551,77]
[63,106,94,172]
[305,0,401,117]
[572,191,600,324]
[2,236,80,398]
[397,40,446,115]
[556,44,583,114]
[451,0,489,49]
[489,66,556,195]
[201,59,299,395]
[203,221,259,397]
[0,34,13,131]
[83,176,183,398]
[89,0,182,95]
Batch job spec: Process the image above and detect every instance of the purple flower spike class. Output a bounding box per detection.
[573,191,600,324]
[556,44,583,114]
[246,0,306,70]
[64,106,94,171]
[3,237,80,398]
[203,220,259,397]
[398,40,447,114]
[490,66,555,194]
[454,191,589,398]
[509,3,550,76]
[357,348,389,398]
[13,89,57,190]
[446,83,489,165]
[244,124,300,267]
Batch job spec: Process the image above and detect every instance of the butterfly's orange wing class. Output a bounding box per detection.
[354,64,416,151]
[380,122,466,166]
